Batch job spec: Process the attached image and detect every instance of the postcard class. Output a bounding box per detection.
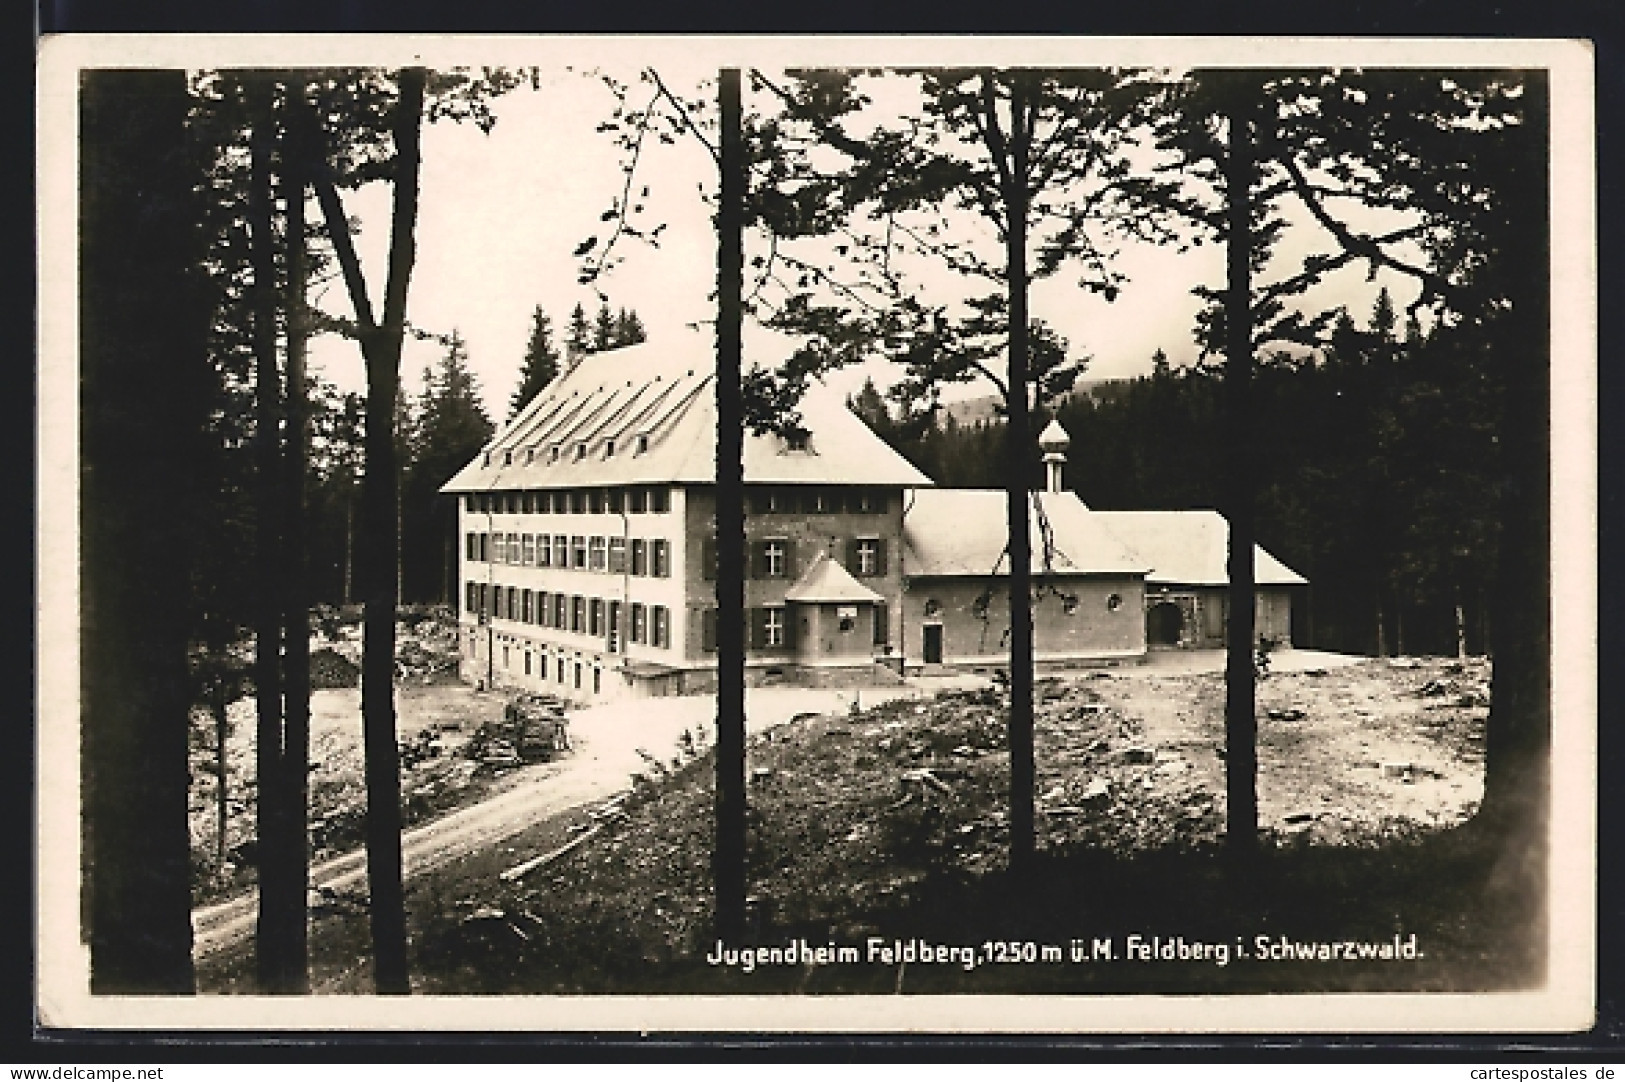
[35,33,1597,1035]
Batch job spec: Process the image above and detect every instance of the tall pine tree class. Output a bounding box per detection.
[592,300,616,351]
[405,331,495,603]
[510,305,560,419]
[613,306,648,348]
[565,301,592,364]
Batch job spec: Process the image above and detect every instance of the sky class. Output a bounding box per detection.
[307,65,1419,422]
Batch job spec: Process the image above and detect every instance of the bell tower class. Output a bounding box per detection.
[1038,418,1070,493]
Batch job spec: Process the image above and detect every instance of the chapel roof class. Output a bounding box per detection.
[1090,509,1308,587]
[901,489,1149,578]
[783,552,885,604]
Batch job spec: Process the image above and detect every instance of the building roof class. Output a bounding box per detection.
[1090,510,1308,587]
[902,489,1149,578]
[441,334,932,493]
[783,553,884,604]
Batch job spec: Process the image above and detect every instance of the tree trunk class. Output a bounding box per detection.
[80,67,201,994]
[278,85,313,994]
[396,471,405,603]
[713,66,748,945]
[1376,600,1387,658]
[1478,73,1551,851]
[246,75,293,992]
[358,67,428,995]
[214,681,230,874]
[343,491,354,604]
[443,532,452,605]
[1455,580,1469,660]
[1222,86,1259,856]
[999,77,1037,877]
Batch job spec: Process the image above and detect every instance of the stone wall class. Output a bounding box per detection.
[900,573,1147,668]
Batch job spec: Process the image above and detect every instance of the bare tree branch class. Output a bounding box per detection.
[1277,150,1466,309]
[649,68,720,166]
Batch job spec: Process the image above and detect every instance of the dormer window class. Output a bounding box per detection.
[548,445,561,464]
[525,448,535,464]
[783,431,811,453]
[503,450,513,466]
[482,451,492,467]
[603,439,616,459]
[634,433,650,455]
[574,441,588,461]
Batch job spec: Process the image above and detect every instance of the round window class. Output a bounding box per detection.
[1107,593,1123,611]
[924,599,942,618]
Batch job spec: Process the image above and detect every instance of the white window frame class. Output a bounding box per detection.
[857,537,880,576]
[764,538,786,578]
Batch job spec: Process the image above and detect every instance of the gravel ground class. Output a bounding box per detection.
[391,653,1499,996]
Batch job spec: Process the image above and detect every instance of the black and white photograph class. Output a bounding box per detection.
[36,35,1596,1033]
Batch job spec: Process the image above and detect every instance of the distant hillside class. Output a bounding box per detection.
[937,378,1131,427]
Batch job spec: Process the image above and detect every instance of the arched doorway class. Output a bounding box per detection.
[1147,600,1184,647]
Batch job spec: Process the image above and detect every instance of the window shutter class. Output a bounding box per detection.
[875,538,888,577]
[783,607,799,650]
[702,536,717,580]
[783,539,797,580]
[873,601,889,646]
[846,538,860,573]
[749,607,766,650]
[701,608,718,652]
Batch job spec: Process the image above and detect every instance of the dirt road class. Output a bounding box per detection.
[191,683,930,958]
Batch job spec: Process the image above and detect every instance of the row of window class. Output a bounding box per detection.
[463,486,892,518]
[695,603,891,651]
[467,532,672,577]
[465,487,673,516]
[483,633,604,695]
[466,582,671,650]
[485,428,656,469]
[699,537,888,580]
[745,487,889,516]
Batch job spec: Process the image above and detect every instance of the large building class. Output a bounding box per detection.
[440,339,931,701]
[442,338,1308,701]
